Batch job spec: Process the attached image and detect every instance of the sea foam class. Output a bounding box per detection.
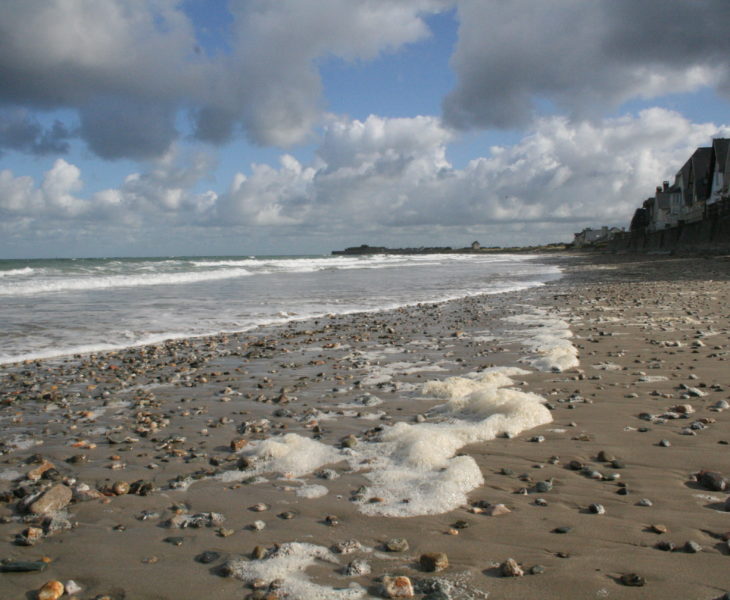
[506,309,579,372]
[352,367,552,517]
[225,542,365,600]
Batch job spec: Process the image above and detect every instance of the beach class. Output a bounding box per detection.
[1,253,730,600]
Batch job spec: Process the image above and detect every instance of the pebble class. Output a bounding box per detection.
[553,526,572,534]
[589,503,606,515]
[655,540,675,552]
[27,484,72,515]
[696,470,728,491]
[385,538,409,552]
[37,580,64,600]
[530,565,546,575]
[535,480,553,493]
[0,560,47,573]
[419,552,449,572]
[196,551,220,564]
[344,559,371,576]
[382,575,414,598]
[619,573,646,587]
[250,520,266,531]
[500,558,524,577]
[65,580,83,595]
[649,524,668,534]
[684,540,702,553]
[637,498,653,507]
[485,503,511,516]
[333,539,362,554]
[658,439,671,447]
[164,536,185,546]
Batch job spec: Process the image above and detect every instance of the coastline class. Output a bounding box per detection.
[1,254,730,599]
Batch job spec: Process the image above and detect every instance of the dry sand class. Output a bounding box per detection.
[1,253,729,599]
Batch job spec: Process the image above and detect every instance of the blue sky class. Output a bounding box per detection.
[1,0,729,258]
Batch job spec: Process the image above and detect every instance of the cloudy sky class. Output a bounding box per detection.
[1,0,729,258]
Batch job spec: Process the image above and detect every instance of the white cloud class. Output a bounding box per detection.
[3,110,729,254]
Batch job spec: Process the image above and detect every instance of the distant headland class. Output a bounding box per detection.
[332,241,569,255]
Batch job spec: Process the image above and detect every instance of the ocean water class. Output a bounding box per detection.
[0,253,561,365]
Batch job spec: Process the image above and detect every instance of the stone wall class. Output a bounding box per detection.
[609,208,730,253]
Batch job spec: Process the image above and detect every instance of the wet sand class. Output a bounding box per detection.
[1,253,730,599]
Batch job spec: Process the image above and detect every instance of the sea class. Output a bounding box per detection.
[0,253,562,366]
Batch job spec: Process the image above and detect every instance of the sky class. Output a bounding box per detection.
[1,0,730,258]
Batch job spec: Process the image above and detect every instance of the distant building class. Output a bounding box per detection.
[573,226,622,247]
[639,138,729,232]
[471,240,481,250]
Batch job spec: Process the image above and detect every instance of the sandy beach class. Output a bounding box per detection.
[1,253,730,600]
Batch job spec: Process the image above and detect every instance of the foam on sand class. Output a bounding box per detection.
[225,542,365,600]
[353,367,552,517]
[506,309,579,372]
[218,433,343,482]
[219,368,552,518]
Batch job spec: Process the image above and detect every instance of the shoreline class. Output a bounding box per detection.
[1,254,730,599]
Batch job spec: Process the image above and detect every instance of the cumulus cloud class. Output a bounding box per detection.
[443,0,730,130]
[3,111,728,252]
[217,110,730,240]
[0,0,448,159]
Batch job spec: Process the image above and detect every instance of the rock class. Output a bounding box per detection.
[500,558,524,577]
[196,551,221,564]
[658,439,671,447]
[589,503,606,515]
[597,450,615,462]
[250,520,266,531]
[230,438,248,452]
[0,560,48,572]
[333,539,362,554]
[620,573,645,587]
[16,526,44,546]
[27,460,55,481]
[684,540,702,553]
[27,484,72,515]
[344,559,371,576]
[341,434,358,448]
[385,538,409,552]
[530,565,546,575]
[112,481,130,495]
[637,498,653,507]
[553,526,572,534]
[37,580,64,600]
[529,435,545,443]
[382,575,414,598]
[696,470,728,491]
[164,536,185,546]
[655,540,675,552]
[252,545,268,559]
[485,503,511,516]
[65,580,83,595]
[649,524,668,534]
[419,552,449,572]
[535,480,553,493]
